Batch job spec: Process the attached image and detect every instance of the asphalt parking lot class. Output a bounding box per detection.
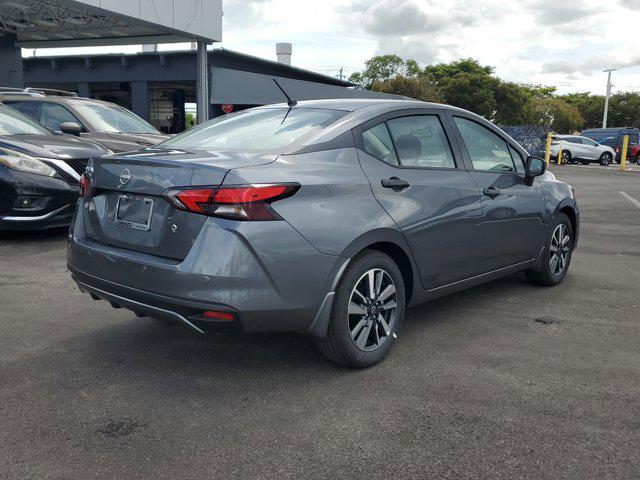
[1,166,639,479]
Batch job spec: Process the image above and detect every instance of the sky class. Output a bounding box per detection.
[23,0,640,96]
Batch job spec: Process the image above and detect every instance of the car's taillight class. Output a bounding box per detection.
[163,184,299,221]
[79,173,88,197]
[615,144,620,153]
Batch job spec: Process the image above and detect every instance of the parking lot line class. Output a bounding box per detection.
[619,191,640,209]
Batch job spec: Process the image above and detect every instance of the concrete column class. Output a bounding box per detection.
[78,83,90,98]
[0,34,23,87]
[131,81,150,122]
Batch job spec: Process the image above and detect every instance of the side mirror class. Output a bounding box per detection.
[60,121,82,136]
[525,156,546,186]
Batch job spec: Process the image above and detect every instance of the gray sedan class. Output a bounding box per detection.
[68,99,579,367]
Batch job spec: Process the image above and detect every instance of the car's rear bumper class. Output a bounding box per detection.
[67,203,347,334]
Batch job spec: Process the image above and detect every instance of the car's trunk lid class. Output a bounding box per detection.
[83,148,276,259]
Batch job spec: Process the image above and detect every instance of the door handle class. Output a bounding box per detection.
[483,186,501,198]
[381,177,410,190]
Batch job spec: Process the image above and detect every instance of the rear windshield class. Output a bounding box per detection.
[71,101,159,134]
[159,107,346,151]
[0,104,50,136]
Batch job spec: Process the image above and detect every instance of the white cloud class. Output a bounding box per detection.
[25,0,640,95]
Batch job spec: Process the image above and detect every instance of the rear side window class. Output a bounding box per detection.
[362,123,398,165]
[386,115,455,168]
[5,101,40,120]
[454,117,515,172]
[40,103,83,132]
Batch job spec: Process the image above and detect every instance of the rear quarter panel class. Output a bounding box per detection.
[221,147,400,257]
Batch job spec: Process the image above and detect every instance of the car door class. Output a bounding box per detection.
[449,114,546,272]
[578,137,597,159]
[354,109,485,290]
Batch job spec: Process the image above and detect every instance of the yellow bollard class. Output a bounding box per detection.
[544,132,552,166]
[620,135,629,171]
[557,144,563,165]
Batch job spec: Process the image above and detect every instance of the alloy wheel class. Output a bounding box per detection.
[561,151,571,164]
[348,268,398,351]
[549,223,571,276]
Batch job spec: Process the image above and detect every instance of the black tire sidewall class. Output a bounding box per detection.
[600,153,612,166]
[540,213,574,285]
[329,250,406,367]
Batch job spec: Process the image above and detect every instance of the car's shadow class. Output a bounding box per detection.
[67,271,536,378]
[0,227,68,244]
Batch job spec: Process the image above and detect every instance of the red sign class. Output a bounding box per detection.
[221,104,234,114]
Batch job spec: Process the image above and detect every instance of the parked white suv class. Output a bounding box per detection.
[550,135,616,166]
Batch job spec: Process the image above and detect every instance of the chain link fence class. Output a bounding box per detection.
[500,125,551,157]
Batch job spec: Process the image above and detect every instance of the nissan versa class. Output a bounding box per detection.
[67,99,579,367]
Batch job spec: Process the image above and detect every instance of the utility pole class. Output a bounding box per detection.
[337,67,345,81]
[602,68,617,128]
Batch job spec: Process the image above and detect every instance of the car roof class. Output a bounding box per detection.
[582,127,639,133]
[0,93,124,108]
[257,98,458,113]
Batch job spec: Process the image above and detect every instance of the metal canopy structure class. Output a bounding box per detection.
[0,0,221,47]
[0,0,221,122]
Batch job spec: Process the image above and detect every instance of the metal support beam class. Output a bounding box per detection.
[196,41,209,124]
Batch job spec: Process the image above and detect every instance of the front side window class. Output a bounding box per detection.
[71,101,159,134]
[454,117,516,173]
[161,108,346,151]
[40,103,83,132]
[0,104,50,135]
[508,145,525,173]
[362,123,398,165]
[386,115,455,168]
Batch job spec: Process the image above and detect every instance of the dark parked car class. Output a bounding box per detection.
[0,88,168,153]
[581,127,639,163]
[68,100,579,367]
[0,103,110,231]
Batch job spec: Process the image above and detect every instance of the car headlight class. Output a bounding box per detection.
[0,152,56,177]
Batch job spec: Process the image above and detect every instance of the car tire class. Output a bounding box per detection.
[527,212,574,287]
[599,152,612,166]
[560,151,571,164]
[316,249,405,368]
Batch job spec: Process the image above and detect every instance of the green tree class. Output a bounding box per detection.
[423,58,494,83]
[493,81,532,125]
[437,72,497,119]
[371,75,442,103]
[524,97,583,133]
[559,93,603,129]
[607,92,640,128]
[349,54,420,89]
